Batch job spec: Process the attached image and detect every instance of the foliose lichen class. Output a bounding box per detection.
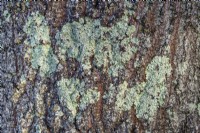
[23,11,58,77]
[134,56,172,121]
[23,11,50,46]
[105,56,171,121]
[115,81,145,111]
[56,10,137,76]
[79,88,100,110]
[55,18,99,71]
[198,103,200,116]
[31,45,58,77]
[57,78,100,119]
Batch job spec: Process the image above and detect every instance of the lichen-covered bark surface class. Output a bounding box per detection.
[0,1,200,133]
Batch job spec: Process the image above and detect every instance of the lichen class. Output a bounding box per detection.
[94,11,138,76]
[198,103,200,116]
[23,11,58,77]
[115,81,145,111]
[3,10,11,22]
[79,88,100,110]
[57,78,100,119]
[31,45,58,77]
[103,83,117,103]
[135,56,171,121]
[57,78,81,118]
[23,11,50,46]
[55,18,99,71]
[12,74,27,103]
[105,56,171,122]
[56,10,137,76]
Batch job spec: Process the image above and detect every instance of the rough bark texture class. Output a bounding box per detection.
[0,1,200,133]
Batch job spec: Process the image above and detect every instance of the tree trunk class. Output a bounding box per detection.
[0,1,200,133]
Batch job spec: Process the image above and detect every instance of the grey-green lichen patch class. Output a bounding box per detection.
[95,11,137,76]
[188,103,197,112]
[56,10,137,76]
[167,109,179,128]
[79,88,100,110]
[31,45,58,77]
[115,81,145,111]
[23,11,58,77]
[57,78,100,119]
[135,56,171,121]
[3,10,11,22]
[103,83,117,103]
[198,103,200,116]
[105,56,171,122]
[177,61,189,76]
[23,11,50,46]
[57,78,82,118]
[55,18,98,71]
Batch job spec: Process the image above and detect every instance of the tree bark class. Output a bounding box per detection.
[0,1,200,133]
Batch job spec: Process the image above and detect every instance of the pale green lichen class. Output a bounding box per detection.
[3,10,11,22]
[23,11,50,46]
[56,10,137,76]
[103,83,117,103]
[57,78,100,119]
[106,56,171,121]
[31,45,58,77]
[177,61,189,75]
[55,18,99,71]
[188,103,197,112]
[115,81,145,111]
[135,56,171,121]
[79,88,100,110]
[198,103,200,116]
[95,11,137,76]
[57,78,81,118]
[23,11,58,77]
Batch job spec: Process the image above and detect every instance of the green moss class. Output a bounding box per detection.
[56,11,137,76]
[57,78,100,119]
